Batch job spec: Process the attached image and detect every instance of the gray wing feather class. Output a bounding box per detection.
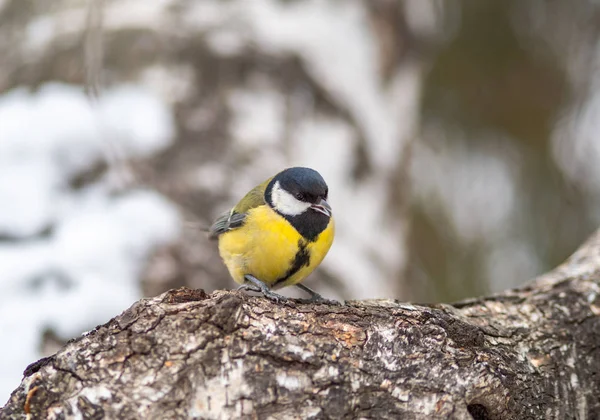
[208,210,247,239]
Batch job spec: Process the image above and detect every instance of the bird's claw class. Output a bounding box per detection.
[239,275,289,303]
[262,290,288,303]
[237,283,261,293]
[294,283,341,305]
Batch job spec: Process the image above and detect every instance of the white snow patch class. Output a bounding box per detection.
[228,86,286,148]
[0,83,175,237]
[98,84,175,157]
[0,83,179,402]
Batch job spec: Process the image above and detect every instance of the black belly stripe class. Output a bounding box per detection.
[273,240,311,287]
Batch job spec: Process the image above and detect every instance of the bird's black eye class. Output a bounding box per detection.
[295,193,305,201]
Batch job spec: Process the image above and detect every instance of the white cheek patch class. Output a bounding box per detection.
[271,181,311,216]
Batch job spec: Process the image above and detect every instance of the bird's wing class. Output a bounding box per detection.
[208,177,272,239]
[208,210,246,239]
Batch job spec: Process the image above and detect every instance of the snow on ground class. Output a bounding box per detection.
[0,83,180,402]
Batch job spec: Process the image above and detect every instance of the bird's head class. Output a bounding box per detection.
[265,167,332,228]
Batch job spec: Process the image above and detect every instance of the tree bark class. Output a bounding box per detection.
[3,232,600,420]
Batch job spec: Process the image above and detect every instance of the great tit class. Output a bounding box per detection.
[209,167,335,303]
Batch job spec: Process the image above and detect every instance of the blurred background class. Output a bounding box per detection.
[2,0,600,402]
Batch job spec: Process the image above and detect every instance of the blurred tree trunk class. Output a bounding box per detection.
[3,230,600,419]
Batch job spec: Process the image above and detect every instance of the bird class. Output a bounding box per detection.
[209,167,336,303]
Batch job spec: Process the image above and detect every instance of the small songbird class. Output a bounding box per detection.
[209,167,335,303]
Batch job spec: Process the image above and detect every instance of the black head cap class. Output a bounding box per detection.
[265,167,331,241]
[270,167,328,203]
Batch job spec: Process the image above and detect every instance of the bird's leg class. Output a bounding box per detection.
[295,283,341,305]
[241,275,289,303]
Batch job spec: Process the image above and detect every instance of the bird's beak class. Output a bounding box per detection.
[311,198,332,217]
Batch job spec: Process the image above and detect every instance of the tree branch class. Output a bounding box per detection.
[3,231,600,419]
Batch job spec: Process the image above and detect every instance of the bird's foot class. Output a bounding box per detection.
[236,283,261,293]
[241,275,289,303]
[261,289,289,304]
[295,283,342,306]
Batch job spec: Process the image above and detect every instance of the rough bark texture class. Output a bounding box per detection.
[3,233,600,420]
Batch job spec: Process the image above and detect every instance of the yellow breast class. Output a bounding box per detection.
[218,205,334,289]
